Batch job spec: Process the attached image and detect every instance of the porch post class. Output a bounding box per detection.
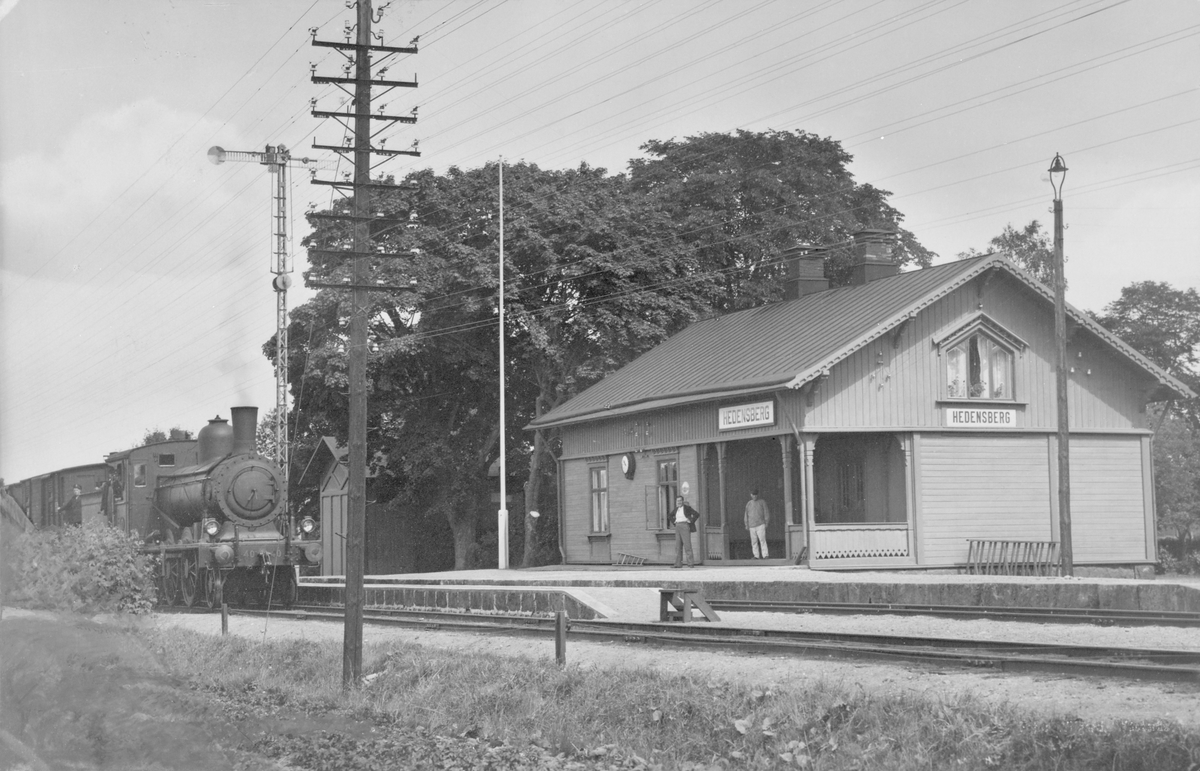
[717,441,728,560]
[803,436,815,559]
[780,435,794,559]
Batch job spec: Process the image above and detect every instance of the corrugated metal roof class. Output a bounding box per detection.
[529,255,1194,429]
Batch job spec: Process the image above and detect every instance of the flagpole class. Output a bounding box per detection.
[497,158,509,569]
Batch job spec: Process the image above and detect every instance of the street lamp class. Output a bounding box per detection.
[1049,153,1073,577]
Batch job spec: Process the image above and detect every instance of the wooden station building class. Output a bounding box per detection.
[528,231,1194,570]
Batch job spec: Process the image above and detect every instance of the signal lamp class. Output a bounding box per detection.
[300,517,317,534]
[203,519,220,537]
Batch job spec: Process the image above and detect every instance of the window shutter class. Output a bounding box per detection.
[645,485,660,530]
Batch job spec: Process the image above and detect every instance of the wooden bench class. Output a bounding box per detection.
[966,540,1060,576]
[659,588,721,623]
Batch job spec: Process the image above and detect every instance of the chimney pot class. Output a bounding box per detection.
[783,243,829,300]
[849,229,899,285]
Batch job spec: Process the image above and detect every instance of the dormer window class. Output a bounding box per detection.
[935,312,1026,402]
[946,333,1012,399]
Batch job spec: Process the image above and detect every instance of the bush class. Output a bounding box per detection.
[1157,546,1200,575]
[4,521,156,613]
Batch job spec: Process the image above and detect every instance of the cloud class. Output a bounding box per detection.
[0,0,21,24]
[0,98,256,281]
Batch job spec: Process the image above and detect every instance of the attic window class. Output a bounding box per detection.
[946,333,1012,400]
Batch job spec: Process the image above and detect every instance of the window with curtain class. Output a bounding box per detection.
[946,333,1013,399]
[590,467,608,532]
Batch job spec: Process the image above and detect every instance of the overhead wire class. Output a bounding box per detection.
[8,0,1199,459]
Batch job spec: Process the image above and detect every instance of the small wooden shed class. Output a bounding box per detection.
[299,437,413,576]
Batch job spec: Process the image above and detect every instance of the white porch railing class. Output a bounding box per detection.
[810,524,909,560]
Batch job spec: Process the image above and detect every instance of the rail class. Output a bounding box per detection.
[212,604,1200,683]
[704,598,1200,628]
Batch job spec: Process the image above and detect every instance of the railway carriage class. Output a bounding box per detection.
[5,464,108,529]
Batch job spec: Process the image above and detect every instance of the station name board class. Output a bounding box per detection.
[945,408,1016,428]
[719,400,775,431]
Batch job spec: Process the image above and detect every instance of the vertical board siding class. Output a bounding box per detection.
[563,449,701,563]
[561,459,593,562]
[1069,436,1147,562]
[918,434,1052,566]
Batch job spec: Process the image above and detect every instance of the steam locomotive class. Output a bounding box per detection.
[6,405,321,608]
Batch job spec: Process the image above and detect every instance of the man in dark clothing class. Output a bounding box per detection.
[671,495,700,568]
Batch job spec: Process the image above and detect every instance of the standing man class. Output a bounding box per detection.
[744,489,770,559]
[671,495,700,568]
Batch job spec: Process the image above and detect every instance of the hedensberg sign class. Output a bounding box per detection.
[719,401,775,431]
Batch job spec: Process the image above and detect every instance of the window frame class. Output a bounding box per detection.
[589,465,609,534]
[935,314,1026,403]
[132,462,147,488]
[655,457,679,531]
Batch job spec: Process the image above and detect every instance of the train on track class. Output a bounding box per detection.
[5,405,321,609]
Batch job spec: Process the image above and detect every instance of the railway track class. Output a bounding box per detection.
[204,604,1200,684]
[706,598,1200,627]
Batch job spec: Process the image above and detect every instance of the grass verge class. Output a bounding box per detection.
[151,626,1200,770]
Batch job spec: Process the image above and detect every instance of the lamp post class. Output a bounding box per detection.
[1050,153,1073,577]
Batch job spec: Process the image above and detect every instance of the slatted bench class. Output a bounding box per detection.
[659,588,721,623]
[966,540,1060,576]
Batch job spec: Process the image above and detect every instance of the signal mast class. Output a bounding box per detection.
[206,145,327,531]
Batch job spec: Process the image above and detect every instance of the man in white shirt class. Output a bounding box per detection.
[744,489,770,559]
[671,495,700,568]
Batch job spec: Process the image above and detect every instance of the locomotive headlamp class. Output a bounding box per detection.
[299,517,317,535]
[203,518,221,537]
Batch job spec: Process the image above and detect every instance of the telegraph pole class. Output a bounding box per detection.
[345,0,372,691]
[308,0,420,689]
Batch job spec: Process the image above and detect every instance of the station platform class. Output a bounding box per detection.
[296,565,1200,622]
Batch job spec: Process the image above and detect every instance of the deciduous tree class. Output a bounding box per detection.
[629,129,933,310]
[1096,281,1200,554]
[957,220,1057,286]
[282,131,934,569]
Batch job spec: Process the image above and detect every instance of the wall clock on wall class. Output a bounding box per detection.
[621,452,636,479]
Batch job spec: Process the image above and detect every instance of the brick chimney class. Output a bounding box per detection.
[782,243,829,300]
[849,229,899,285]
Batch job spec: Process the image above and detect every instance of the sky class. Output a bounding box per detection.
[2,0,1198,483]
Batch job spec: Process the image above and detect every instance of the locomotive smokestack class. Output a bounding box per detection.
[230,406,258,456]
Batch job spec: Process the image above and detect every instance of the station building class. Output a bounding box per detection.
[528,231,1194,570]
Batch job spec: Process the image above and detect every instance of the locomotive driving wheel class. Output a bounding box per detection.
[179,553,199,607]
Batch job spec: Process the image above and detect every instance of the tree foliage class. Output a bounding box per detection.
[282,131,932,569]
[630,129,933,310]
[1096,281,1200,555]
[1095,281,1200,396]
[958,220,1057,286]
[1153,409,1200,545]
[140,427,194,445]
